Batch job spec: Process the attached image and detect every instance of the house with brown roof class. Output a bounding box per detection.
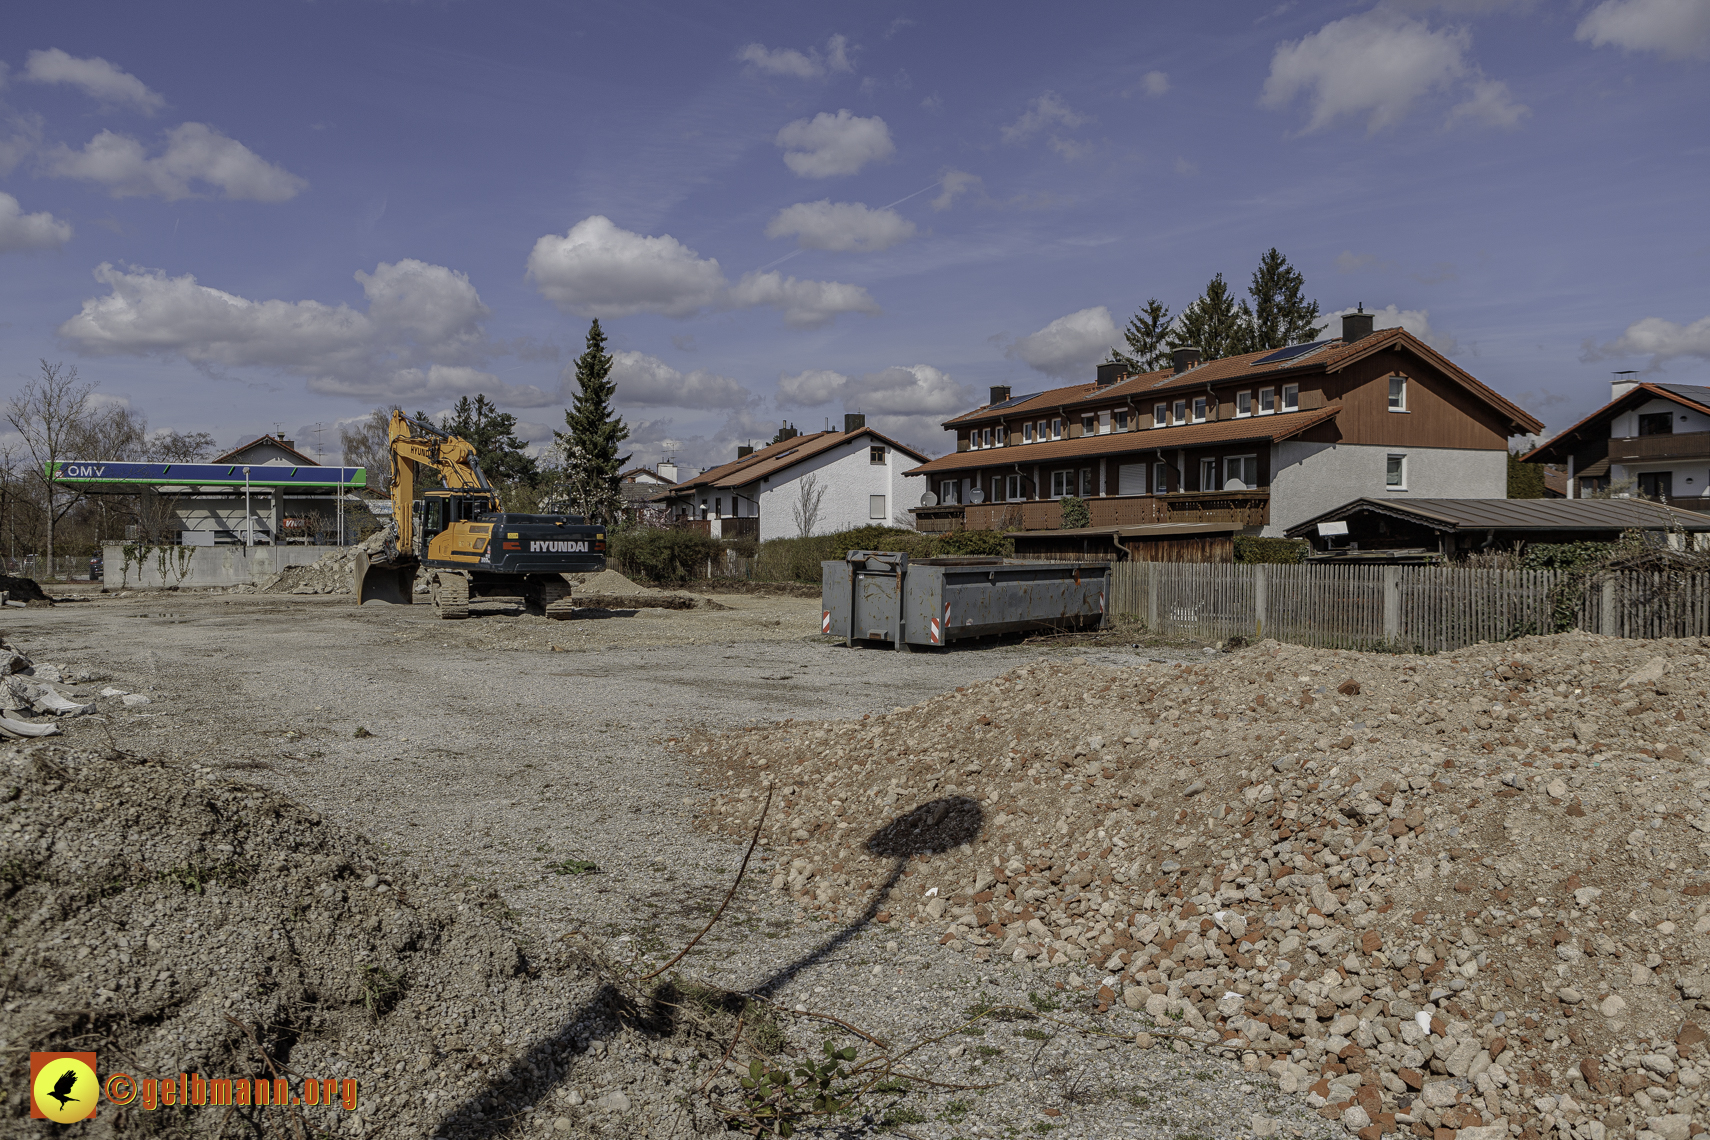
[905,309,1543,551]
[1522,380,1710,509]
[655,415,929,542]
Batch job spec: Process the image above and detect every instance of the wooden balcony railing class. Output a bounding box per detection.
[1609,431,1710,464]
[927,490,1270,533]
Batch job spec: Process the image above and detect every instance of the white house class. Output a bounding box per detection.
[659,416,929,540]
[1525,380,1710,509]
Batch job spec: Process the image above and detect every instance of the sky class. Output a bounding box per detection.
[2,0,1707,472]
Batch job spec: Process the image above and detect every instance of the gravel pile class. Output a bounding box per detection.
[261,527,394,595]
[687,633,1710,1140]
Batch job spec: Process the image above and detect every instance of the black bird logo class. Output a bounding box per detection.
[47,1066,80,1110]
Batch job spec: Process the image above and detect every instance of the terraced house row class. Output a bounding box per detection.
[905,309,1544,548]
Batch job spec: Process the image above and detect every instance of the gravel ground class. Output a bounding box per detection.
[0,589,1339,1140]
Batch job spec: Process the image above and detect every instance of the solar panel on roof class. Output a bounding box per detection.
[987,391,1044,410]
[1254,340,1331,365]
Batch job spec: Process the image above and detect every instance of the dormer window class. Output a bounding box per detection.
[1081,414,1096,436]
[1192,397,1207,423]
[1023,421,1035,443]
[1258,388,1275,415]
[982,427,993,448]
[1050,417,1063,440]
[1172,400,1187,425]
[1114,408,1129,432]
[1236,391,1252,417]
[1282,384,1299,412]
[1153,403,1167,428]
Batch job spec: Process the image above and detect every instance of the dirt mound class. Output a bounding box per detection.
[1,742,725,1137]
[260,525,394,595]
[0,573,53,605]
[686,633,1710,1139]
[572,568,654,596]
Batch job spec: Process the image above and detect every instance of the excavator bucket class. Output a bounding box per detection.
[354,552,416,606]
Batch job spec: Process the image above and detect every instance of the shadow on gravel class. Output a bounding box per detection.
[431,797,983,1138]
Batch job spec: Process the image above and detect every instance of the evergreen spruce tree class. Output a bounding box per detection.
[1173,274,1254,361]
[554,320,629,523]
[1246,248,1321,351]
[445,394,538,485]
[1107,299,1175,373]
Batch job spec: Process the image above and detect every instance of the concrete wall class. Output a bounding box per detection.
[754,436,925,541]
[1263,441,1506,537]
[103,543,346,589]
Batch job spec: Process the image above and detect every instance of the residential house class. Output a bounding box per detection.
[656,416,928,541]
[1522,381,1710,509]
[1285,497,1710,562]
[904,309,1543,556]
[618,464,679,522]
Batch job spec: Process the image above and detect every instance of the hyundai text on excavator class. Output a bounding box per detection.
[354,410,606,619]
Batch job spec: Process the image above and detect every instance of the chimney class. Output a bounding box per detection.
[737,445,754,459]
[656,461,678,484]
[1611,371,1641,401]
[989,385,1011,406]
[844,413,866,433]
[1095,363,1124,388]
[1171,347,1201,375]
[1341,303,1374,344]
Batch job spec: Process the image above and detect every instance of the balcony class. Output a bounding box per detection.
[916,490,1269,533]
[1608,430,1710,464]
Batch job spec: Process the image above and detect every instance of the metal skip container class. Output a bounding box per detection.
[821,551,1110,650]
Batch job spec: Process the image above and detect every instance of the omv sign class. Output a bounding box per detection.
[64,464,108,478]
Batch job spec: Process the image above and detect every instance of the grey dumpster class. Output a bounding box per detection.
[821,551,1110,650]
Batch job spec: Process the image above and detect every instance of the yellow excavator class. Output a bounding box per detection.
[354,410,606,619]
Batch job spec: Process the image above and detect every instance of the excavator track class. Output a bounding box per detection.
[430,572,470,620]
[526,576,576,619]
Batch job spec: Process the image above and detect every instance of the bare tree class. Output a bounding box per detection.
[142,429,217,462]
[792,472,828,537]
[339,407,396,496]
[7,361,96,570]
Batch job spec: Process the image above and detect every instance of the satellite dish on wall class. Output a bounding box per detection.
[920,491,939,507]
[968,488,986,504]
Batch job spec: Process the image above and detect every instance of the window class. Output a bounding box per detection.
[1638,471,1673,500]
[1223,455,1258,490]
[1388,374,1407,411]
[1098,410,1111,435]
[1153,462,1168,493]
[1037,419,1049,441]
[870,495,886,520]
[1117,462,1147,495]
[1236,391,1252,417]
[1153,403,1167,428]
[1113,408,1129,432]
[985,427,995,448]
[1050,470,1072,497]
[870,445,887,464]
[1080,468,1094,497]
[714,497,723,517]
[1199,458,1216,490]
[1258,388,1275,415]
[1638,412,1674,437]
[1081,414,1096,436]
[1006,474,1022,501]
[1173,400,1187,425]
[1023,422,1035,443]
[1282,384,1299,412]
[940,479,960,504]
[1192,397,1208,423]
[1385,454,1406,489]
[1050,418,1063,440]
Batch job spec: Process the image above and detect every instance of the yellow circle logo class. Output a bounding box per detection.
[34,1055,98,1123]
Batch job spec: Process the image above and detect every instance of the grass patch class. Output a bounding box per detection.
[359,964,404,1019]
[1019,1027,1051,1041]
[879,1106,927,1128]
[870,1078,913,1094]
[975,1045,1005,1058]
[1027,990,1061,1013]
[547,858,599,876]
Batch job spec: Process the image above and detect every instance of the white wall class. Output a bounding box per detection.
[1264,441,1506,536]
[753,435,925,541]
[1609,398,1709,439]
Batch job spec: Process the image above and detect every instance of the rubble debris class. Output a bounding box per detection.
[0,573,53,605]
[260,524,395,595]
[686,632,1710,1139]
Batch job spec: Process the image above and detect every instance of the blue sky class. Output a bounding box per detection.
[2,0,1707,471]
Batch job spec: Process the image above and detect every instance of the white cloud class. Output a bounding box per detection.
[22,48,165,113]
[1262,11,1522,134]
[1584,312,1710,367]
[735,34,855,78]
[1317,304,1457,354]
[776,363,972,453]
[765,200,915,252]
[1001,92,1087,143]
[528,216,879,328]
[931,169,980,211]
[57,259,561,406]
[777,368,850,407]
[0,111,44,177]
[526,215,725,319]
[45,122,307,201]
[0,192,72,252]
[1141,71,1171,96]
[1006,306,1120,379]
[775,110,893,178]
[1448,77,1529,128]
[1576,0,1710,60]
[609,350,755,410]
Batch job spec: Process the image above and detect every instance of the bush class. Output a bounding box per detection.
[1520,541,1613,571]
[1057,496,1091,529]
[608,528,725,584]
[1233,536,1308,564]
[752,526,1017,582]
[932,529,1014,557]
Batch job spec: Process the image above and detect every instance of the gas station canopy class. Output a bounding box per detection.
[49,461,367,488]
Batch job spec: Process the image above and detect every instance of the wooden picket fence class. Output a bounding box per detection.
[1108,561,1710,652]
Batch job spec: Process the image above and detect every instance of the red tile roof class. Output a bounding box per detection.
[1523,381,1710,463]
[905,403,1341,477]
[657,427,929,495]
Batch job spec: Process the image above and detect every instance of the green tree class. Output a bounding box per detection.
[1246,248,1321,351]
[1108,298,1175,373]
[1174,273,1253,361]
[554,320,629,524]
[1507,451,1546,499]
[444,394,538,485]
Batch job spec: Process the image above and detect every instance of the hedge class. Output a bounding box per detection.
[608,528,726,585]
[754,526,1014,582]
[1232,535,1309,564]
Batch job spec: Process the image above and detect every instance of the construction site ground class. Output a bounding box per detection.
[7,587,1707,1140]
